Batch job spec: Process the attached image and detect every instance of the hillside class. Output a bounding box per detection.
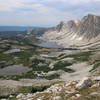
[43,14,100,49]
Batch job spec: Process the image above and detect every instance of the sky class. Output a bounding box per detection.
[0,0,100,27]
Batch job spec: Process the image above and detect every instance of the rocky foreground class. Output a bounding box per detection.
[2,77,100,100]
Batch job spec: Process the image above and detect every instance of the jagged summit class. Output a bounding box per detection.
[43,14,100,48]
[82,13,100,22]
[78,14,100,39]
[84,13,100,17]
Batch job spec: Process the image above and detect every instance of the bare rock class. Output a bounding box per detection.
[76,77,93,89]
[16,93,25,99]
[52,96,62,100]
[1,99,7,100]
[75,94,81,97]
[94,76,100,81]
[27,93,33,98]
[37,98,43,100]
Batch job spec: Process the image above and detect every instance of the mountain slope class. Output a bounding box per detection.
[43,14,100,48]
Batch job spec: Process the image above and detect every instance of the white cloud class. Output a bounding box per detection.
[0,0,33,11]
[43,0,100,3]
[0,0,100,26]
[0,0,100,12]
[0,0,55,15]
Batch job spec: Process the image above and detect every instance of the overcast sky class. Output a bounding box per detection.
[0,0,100,27]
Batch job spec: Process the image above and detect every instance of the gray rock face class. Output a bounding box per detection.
[76,77,93,89]
[43,14,100,48]
[77,14,100,39]
[56,20,77,33]
[58,14,100,39]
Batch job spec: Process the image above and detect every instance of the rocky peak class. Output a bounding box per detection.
[85,13,99,18]
[85,14,97,17]
[56,21,64,32]
[56,20,78,32]
[77,14,100,39]
[57,14,100,39]
[43,14,100,48]
[55,14,100,36]
[81,14,100,22]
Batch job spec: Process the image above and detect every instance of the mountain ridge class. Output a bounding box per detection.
[43,14,100,48]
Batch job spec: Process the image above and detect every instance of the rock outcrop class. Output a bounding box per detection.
[14,77,100,100]
[76,77,93,89]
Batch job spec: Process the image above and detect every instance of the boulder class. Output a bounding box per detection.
[16,93,24,99]
[52,96,62,100]
[94,76,100,81]
[27,93,33,98]
[37,98,43,100]
[75,94,81,97]
[76,77,93,89]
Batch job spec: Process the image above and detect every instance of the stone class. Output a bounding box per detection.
[37,98,43,100]
[9,95,13,98]
[76,77,93,89]
[94,76,100,81]
[27,99,33,100]
[1,99,7,100]
[27,93,33,98]
[91,83,100,88]
[69,96,76,100]
[90,92,100,96]
[46,84,62,94]
[16,93,24,99]
[52,96,62,100]
[75,94,81,97]
[65,82,71,87]
[65,90,74,94]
